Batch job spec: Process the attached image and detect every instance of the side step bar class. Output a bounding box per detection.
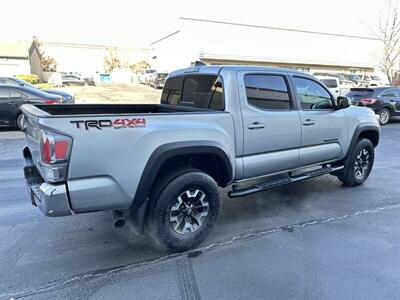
[228,165,344,198]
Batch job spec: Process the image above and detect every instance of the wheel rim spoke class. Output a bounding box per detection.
[354,147,370,180]
[169,188,209,235]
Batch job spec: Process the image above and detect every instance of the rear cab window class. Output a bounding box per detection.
[161,75,224,111]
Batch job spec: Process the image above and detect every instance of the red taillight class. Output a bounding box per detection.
[360,98,377,105]
[55,140,69,160]
[45,100,59,104]
[40,131,71,164]
[39,130,72,182]
[42,136,51,163]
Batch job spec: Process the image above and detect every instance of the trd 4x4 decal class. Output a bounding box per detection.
[71,118,146,130]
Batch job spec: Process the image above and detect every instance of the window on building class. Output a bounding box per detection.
[244,74,291,110]
[292,77,333,110]
[161,75,224,110]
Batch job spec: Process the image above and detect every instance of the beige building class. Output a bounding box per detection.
[0,42,31,76]
[151,17,383,76]
[29,41,150,80]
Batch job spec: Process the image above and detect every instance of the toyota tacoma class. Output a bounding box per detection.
[21,65,380,251]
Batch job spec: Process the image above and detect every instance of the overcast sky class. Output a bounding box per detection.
[1,0,390,47]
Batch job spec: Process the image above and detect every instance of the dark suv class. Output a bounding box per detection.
[347,87,400,125]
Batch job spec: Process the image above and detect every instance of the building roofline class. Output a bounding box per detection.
[199,52,376,69]
[150,30,180,46]
[0,55,29,59]
[180,17,380,41]
[41,41,149,51]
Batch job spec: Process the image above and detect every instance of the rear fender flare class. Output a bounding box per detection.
[128,141,233,233]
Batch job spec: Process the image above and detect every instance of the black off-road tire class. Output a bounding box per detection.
[148,168,221,252]
[336,138,374,186]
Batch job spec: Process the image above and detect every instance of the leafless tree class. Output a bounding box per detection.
[376,1,400,85]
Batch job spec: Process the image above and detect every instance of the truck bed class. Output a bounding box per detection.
[29,104,211,117]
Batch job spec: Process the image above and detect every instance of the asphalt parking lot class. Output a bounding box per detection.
[0,122,400,299]
[62,83,161,104]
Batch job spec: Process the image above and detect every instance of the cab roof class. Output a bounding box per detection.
[169,65,308,78]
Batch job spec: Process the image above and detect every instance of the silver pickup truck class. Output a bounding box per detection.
[21,65,380,251]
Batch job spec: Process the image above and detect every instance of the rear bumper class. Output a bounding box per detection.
[27,182,72,217]
[23,147,72,217]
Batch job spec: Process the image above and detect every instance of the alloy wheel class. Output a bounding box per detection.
[169,189,209,235]
[379,110,390,124]
[354,148,370,180]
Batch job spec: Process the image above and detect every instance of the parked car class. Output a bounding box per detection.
[150,72,169,89]
[341,74,363,86]
[315,76,341,98]
[347,86,400,125]
[62,75,95,86]
[0,84,61,128]
[312,72,357,87]
[0,76,75,103]
[21,65,379,252]
[138,69,156,84]
[358,74,387,87]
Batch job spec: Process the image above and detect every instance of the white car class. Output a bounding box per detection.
[359,74,387,87]
[138,69,156,84]
[315,76,341,98]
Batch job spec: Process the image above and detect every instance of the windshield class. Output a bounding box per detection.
[346,88,375,99]
[348,75,361,81]
[158,73,168,78]
[371,76,381,81]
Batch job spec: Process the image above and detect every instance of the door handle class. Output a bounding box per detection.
[248,122,265,130]
[302,118,316,126]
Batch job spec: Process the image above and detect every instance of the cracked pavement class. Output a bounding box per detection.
[0,121,400,299]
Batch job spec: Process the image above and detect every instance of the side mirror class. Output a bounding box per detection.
[336,96,350,109]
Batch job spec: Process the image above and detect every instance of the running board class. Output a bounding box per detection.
[228,165,344,198]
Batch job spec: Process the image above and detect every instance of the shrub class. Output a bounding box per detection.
[15,74,40,84]
[35,83,54,89]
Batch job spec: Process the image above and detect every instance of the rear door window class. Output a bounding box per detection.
[9,89,24,98]
[0,88,9,99]
[161,75,224,110]
[244,74,291,110]
[380,89,399,98]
